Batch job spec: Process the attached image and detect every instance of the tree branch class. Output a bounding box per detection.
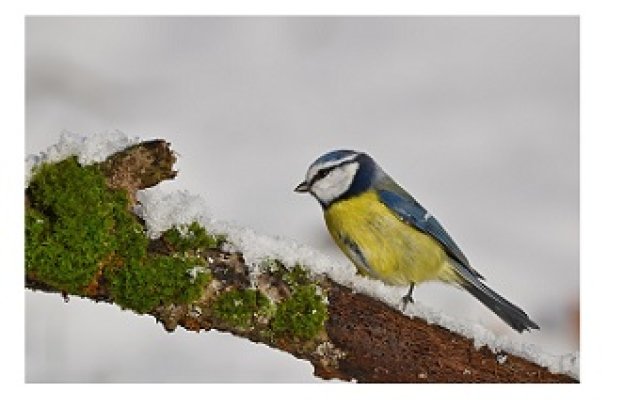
[25,140,577,383]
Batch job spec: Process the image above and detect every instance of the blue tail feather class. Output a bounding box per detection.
[450,260,539,333]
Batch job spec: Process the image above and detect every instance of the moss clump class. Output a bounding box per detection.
[212,289,273,329]
[26,158,125,294]
[107,256,210,313]
[272,284,328,340]
[258,259,327,340]
[163,222,225,253]
[26,156,210,313]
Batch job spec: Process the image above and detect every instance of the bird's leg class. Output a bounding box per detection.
[401,283,415,311]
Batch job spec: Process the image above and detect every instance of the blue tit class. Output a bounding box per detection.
[295,150,539,333]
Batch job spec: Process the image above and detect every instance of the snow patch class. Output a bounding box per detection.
[25,130,140,186]
[134,190,210,239]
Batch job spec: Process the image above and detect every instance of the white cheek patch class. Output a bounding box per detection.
[311,161,359,204]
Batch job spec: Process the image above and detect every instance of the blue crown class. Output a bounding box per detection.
[312,149,360,166]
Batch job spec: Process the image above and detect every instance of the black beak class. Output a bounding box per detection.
[294,181,309,193]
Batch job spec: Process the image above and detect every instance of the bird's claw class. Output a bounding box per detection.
[400,294,414,311]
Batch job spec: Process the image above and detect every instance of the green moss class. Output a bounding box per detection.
[212,289,273,329]
[25,207,48,249]
[163,222,225,252]
[261,259,310,289]
[107,255,211,313]
[26,156,211,313]
[283,264,310,288]
[272,284,328,340]
[26,158,120,294]
[257,259,327,340]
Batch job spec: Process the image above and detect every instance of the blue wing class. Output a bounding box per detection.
[377,187,483,279]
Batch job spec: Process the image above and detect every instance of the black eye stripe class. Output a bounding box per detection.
[308,169,330,186]
[309,159,357,186]
[317,168,331,178]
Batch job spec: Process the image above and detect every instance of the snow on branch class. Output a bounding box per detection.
[24,131,578,383]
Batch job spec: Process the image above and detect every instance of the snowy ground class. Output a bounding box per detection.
[25,16,579,382]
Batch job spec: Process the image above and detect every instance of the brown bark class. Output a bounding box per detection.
[25,140,577,383]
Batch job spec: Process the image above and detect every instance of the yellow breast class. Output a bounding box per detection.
[323,190,447,285]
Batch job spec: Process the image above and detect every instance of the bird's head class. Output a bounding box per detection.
[295,149,379,207]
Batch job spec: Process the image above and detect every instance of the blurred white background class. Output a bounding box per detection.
[25,16,578,382]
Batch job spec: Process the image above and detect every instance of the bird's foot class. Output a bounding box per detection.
[400,294,414,311]
[400,283,416,312]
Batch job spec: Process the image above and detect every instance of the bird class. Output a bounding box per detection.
[294,149,539,333]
